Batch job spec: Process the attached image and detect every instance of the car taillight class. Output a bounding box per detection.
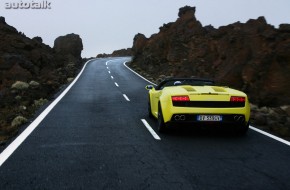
[230,96,246,102]
[172,96,190,101]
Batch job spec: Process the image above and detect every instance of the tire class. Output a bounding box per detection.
[157,104,166,133]
[237,122,249,136]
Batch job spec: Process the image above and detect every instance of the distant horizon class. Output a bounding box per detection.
[1,0,289,58]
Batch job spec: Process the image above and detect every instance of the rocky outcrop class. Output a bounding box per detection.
[54,33,83,63]
[0,17,83,144]
[251,105,290,139]
[131,6,290,107]
[96,48,132,58]
[129,6,290,139]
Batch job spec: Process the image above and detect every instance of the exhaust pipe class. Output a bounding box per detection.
[174,115,186,121]
[234,115,245,122]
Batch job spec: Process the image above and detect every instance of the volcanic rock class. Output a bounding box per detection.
[54,33,83,60]
[96,48,132,58]
[0,17,84,144]
[0,17,6,24]
[131,6,290,107]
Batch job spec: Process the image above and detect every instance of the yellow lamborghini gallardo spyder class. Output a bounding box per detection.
[146,78,251,134]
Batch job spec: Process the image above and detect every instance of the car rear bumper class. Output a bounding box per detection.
[166,114,248,128]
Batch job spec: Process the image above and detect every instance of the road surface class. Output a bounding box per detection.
[1,57,290,189]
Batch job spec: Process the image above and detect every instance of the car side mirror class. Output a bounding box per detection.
[145,85,154,90]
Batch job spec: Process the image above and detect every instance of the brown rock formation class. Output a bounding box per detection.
[131,6,290,107]
[0,17,83,144]
[54,33,83,63]
[96,48,132,58]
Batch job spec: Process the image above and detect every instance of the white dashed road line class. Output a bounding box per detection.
[115,82,119,87]
[106,60,113,66]
[111,76,114,79]
[141,119,161,140]
[123,61,290,146]
[123,94,130,101]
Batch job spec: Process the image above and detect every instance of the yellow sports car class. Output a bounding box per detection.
[146,78,251,134]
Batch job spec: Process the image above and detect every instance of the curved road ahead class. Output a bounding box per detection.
[1,57,290,189]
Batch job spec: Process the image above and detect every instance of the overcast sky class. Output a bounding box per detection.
[1,0,290,58]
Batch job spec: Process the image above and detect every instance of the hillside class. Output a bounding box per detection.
[131,6,290,107]
[0,17,83,144]
[129,6,290,138]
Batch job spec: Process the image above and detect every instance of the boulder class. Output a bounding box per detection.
[0,17,6,24]
[54,33,83,59]
[11,81,29,90]
[11,116,27,127]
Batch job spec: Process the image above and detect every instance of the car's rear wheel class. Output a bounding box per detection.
[157,104,166,133]
[237,122,249,136]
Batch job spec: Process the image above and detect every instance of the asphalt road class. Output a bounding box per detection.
[1,57,290,190]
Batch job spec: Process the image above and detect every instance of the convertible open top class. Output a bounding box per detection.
[155,78,215,90]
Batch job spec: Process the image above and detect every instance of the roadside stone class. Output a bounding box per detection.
[11,81,29,90]
[15,96,22,100]
[11,116,27,127]
[270,124,290,137]
[281,105,290,117]
[33,98,48,108]
[29,81,40,89]
[279,127,289,137]
[268,108,280,120]
[253,112,268,125]
[259,107,269,114]
[250,104,258,111]
[287,117,290,124]
[19,105,27,111]
[67,78,74,83]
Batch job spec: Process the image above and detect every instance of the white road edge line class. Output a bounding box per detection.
[123,94,130,101]
[141,119,161,140]
[0,59,95,167]
[115,82,119,87]
[123,60,290,147]
[123,61,156,85]
[250,126,290,146]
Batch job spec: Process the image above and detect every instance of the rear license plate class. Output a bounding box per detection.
[197,115,223,122]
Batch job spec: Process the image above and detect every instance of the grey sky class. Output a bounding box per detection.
[1,0,290,58]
